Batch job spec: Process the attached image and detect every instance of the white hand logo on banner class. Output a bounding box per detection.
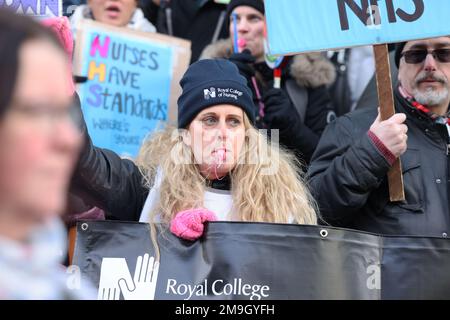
[98,258,132,300]
[97,254,159,300]
[119,254,160,300]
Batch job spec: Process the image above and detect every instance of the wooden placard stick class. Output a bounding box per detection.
[373,44,405,202]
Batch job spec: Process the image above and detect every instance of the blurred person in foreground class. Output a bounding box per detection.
[0,9,91,299]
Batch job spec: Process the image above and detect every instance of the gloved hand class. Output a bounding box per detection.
[262,88,301,133]
[228,49,256,84]
[170,208,218,241]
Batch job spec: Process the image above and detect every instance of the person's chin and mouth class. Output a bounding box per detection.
[419,79,442,88]
[415,73,447,92]
[102,4,124,25]
[211,147,230,158]
[199,149,236,178]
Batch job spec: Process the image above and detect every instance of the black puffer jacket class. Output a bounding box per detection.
[308,87,450,237]
[68,94,147,221]
[201,38,336,164]
[69,133,148,222]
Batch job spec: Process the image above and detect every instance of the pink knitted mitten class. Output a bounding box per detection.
[170,208,217,241]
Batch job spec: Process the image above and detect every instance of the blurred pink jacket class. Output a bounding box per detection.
[41,16,75,94]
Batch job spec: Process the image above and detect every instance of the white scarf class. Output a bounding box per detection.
[139,169,234,223]
[0,218,94,299]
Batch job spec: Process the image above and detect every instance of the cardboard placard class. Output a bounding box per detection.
[263,0,450,200]
[265,0,450,55]
[74,20,191,158]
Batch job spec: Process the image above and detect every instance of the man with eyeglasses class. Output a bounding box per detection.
[308,37,450,237]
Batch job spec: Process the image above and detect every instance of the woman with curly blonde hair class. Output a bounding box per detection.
[71,59,317,245]
[138,114,317,226]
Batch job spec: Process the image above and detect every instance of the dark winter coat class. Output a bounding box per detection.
[144,0,229,63]
[308,87,450,237]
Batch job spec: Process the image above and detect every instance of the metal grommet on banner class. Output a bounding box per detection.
[81,223,89,231]
[320,229,328,238]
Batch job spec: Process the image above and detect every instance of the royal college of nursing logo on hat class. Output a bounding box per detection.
[204,87,217,100]
[203,87,243,101]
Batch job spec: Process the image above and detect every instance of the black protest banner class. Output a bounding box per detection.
[71,220,450,300]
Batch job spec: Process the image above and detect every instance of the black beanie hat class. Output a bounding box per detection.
[177,59,255,128]
[394,41,407,68]
[226,0,265,18]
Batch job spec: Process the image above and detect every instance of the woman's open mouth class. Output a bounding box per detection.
[105,4,121,19]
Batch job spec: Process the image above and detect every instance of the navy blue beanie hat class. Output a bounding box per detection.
[226,0,265,34]
[177,59,255,128]
[226,0,265,17]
